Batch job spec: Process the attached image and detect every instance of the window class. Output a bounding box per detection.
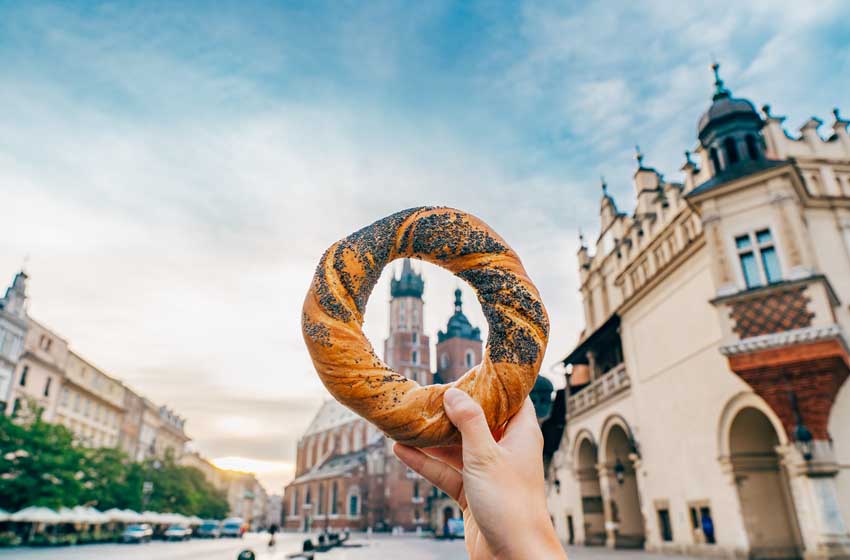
[331,482,339,515]
[413,481,420,498]
[292,490,299,515]
[735,229,781,288]
[440,354,449,370]
[689,504,716,544]
[411,350,418,364]
[465,350,475,368]
[12,398,20,417]
[348,493,359,516]
[710,147,721,173]
[724,137,739,165]
[305,488,312,505]
[73,392,80,413]
[61,387,70,406]
[745,134,759,160]
[43,377,52,397]
[318,483,325,514]
[411,331,418,345]
[657,508,673,542]
[19,365,28,386]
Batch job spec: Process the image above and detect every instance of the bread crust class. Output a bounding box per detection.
[302,207,549,447]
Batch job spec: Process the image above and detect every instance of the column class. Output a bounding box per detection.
[596,463,618,548]
[781,443,850,560]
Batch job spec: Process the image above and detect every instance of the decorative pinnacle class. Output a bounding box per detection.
[600,175,608,194]
[711,62,731,100]
[684,150,694,165]
[454,287,463,313]
[578,228,585,246]
[635,145,645,168]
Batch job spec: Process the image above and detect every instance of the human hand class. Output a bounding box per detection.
[394,388,565,560]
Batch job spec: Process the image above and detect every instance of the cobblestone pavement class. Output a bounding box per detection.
[0,533,698,560]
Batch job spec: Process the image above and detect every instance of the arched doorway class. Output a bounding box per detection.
[575,437,605,545]
[603,424,645,548]
[729,407,802,559]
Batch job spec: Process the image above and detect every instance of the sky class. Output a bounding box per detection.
[1,1,848,492]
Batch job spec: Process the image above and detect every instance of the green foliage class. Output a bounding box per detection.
[0,405,229,518]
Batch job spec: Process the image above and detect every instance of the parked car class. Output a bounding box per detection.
[195,520,221,538]
[220,518,245,538]
[164,524,192,541]
[121,523,153,543]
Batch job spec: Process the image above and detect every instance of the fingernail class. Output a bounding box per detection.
[443,388,466,408]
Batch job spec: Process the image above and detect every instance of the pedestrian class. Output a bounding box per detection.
[268,523,279,548]
[394,388,566,560]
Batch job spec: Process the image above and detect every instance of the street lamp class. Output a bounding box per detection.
[790,391,814,462]
[614,458,625,485]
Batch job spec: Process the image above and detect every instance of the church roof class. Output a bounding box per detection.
[437,288,482,343]
[390,259,424,299]
[290,448,368,485]
[302,400,358,437]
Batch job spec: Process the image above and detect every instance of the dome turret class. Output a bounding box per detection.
[696,63,765,175]
[437,288,481,342]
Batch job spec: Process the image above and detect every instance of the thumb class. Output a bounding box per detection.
[443,388,496,454]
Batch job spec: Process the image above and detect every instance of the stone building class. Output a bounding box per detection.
[435,288,483,384]
[545,65,850,558]
[284,260,484,533]
[119,388,145,460]
[54,351,125,449]
[0,271,28,410]
[6,317,68,421]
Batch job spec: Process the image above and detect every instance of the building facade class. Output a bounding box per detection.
[546,65,850,558]
[6,318,68,421]
[119,388,145,460]
[54,351,125,449]
[284,260,483,533]
[0,272,28,410]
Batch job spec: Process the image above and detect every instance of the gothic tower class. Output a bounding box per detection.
[435,288,483,384]
[384,259,432,385]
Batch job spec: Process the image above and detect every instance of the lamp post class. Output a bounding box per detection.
[614,458,625,485]
[790,391,814,461]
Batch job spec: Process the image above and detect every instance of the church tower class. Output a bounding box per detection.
[435,288,483,384]
[384,259,432,385]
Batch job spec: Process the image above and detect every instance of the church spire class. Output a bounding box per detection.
[0,270,28,319]
[454,287,463,313]
[390,258,424,299]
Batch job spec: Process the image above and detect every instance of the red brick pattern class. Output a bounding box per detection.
[727,339,850,440]
[728,286,814,339]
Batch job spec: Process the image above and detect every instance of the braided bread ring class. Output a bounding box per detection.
[302,207,549,447]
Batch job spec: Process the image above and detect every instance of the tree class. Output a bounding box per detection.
[0,405,86,511]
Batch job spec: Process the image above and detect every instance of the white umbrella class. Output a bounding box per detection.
[188,516,203,525]
[74,506,108,524]
[122,510,143,523]
[55,507,80,523]
[0,509,9,522]
[10,506,61,524]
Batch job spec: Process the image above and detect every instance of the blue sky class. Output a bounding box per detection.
[1,1,848,489]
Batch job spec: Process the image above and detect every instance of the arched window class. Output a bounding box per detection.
[745,134,759,160]
[440,353,449,370]
[411,350,418,364]
[724,137,739,165]
[710,147,721,173]
[465,350,475,368]
[331,482,339,515]
[411,331,418,345]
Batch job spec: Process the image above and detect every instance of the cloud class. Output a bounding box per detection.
[1,0,847,491]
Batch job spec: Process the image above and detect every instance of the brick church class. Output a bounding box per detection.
[283,259,482,532]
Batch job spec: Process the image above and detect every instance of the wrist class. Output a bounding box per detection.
[499,515,565,560]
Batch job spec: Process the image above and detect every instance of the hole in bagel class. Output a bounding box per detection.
[361,258,487,387]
